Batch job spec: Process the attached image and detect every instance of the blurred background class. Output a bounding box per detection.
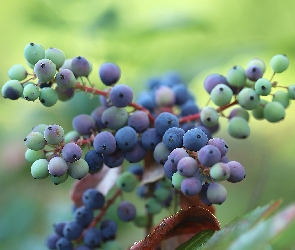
[1,0,295,249]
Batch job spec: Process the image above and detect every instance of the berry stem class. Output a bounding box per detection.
[75,83,109,97]
[75,83,155,124]
[90,188,122,227]
[179,99,239,124]
[75,188,122,243]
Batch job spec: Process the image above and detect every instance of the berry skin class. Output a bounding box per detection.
[183,128,208,151]
[210,84,233,106]
[23,83,40,101]
[226,65,246,87]
[263,101,285,123]
[116,171,138,192]
[181,177,202,196]
[24,131,46,151]
[270,54,289,73]
[24,42,45,65]
[82,188,105,210]
[227,117,250,139]
[8,64,27,81]
[117,201,136,222]
[99,62,121,86]
[110,84,133,108]
[71,56,91,77]
[62,143,82,163]
[1,80,23,100]
[34,58,56,82]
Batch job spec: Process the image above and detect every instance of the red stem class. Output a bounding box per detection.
[179,99,238,124]
[89,188,122,228]
[75,83,155,125]
[75,188,122,243]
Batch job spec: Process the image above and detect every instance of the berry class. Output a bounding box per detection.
[270,54,289,73]
[34,58,56,82]
[82,188,105,209]
[110,84,133,107]
[99,62,121,86]
[117,201,136,222]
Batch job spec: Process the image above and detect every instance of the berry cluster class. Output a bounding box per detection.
[46,187,121,250]
[2,42,294,249]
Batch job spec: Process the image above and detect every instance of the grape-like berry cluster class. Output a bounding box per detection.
[2,42,294,249]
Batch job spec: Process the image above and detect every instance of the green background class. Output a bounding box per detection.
[1,0,295,249]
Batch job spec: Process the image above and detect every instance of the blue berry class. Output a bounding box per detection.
[110,84,133,107]
[82,188,105,210]
[117,201,136,222]
[99,62,121,86]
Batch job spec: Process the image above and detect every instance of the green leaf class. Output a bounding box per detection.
[176,229,215,250]
[200,200,282,250]
[271,216,295,249]
[226,202,295,250]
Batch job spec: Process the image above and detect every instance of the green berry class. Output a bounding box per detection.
[39,87,58,107]
[252,99,268,120]
[8,64,27,81]
[25,149,45,163]
[263,101,285,123]
[226,65,246,87]
[45,47,66,69]
[154,187,171,202]
[270,54,289,73]
[272,90,289,108]
[171,171,186,190]
[133,215,149,228]
[24,132,46,150]
[288,85,295,99]
[210,84,233,106]
[50,172,68,185]
[254,78,272,96]
[227,117,250,139]
[23,83,40,101]
[31,159,49,179]
[200,106,219,127]
[24,42,45,65]
[145,197,162,215]
[210,162,230,181]
[67,158,89,179]
[238,88,260,110]
[116,171,138,192]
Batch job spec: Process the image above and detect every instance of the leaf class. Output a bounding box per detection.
[95,166,122,196]
[201,200,282,250]
[271,207,295,249]
[175,230,215,250]
[70,165,121,207]
[130,206,220,250]
[227,202,295,250]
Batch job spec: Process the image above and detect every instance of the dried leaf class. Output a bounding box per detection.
[130,206,220,250]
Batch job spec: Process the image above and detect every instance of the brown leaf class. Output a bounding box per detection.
[130,206,220,250]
